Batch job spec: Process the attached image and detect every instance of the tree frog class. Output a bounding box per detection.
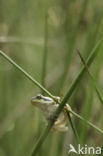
[31,94,72,132]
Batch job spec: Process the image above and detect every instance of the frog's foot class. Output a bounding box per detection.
[65,104,72,117]
[53,96,61,103]
[52,125,69,132]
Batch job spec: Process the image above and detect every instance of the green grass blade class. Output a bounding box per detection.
[56,39,102,114]
[67,111,80,143]
[41,13,48,90]
[77,50,103,106]
[0,50,54,100]
[68,109,103,134]
[60,0,88,91]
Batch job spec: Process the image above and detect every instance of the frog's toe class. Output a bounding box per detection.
[53,125,69,132]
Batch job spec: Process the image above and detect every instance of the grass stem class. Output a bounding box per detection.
[67,111,80,143]
[0,50,54,100]
[68,109,103,134]
[41,13,48,90]
[77,50,103,106]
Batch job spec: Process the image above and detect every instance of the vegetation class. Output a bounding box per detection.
[0,0,103,156]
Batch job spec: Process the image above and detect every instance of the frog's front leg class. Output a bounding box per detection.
[65,104,72,117]
[52,124,69,132]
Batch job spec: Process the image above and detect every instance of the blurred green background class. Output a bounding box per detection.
[0,0,103,156]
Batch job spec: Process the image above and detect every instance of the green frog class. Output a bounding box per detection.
[31,94,72,132]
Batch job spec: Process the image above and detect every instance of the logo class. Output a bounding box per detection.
[68,144,101,155]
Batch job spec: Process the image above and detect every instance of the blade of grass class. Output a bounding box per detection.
[38,12,49,156]
[41,13,48,90]
[77,49,103,143]
[30,39,103,156]
[60,0,88,91]
[77,50,103,106]
[0,50,54,100]
[56,39,102,117]
[84,10,103,58]
[67,111,80,143]
[67,109,103,134]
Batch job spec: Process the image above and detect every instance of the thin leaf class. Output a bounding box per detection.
[67,111,80,143]
[0,50,54,100]
[77,49,103,106]
[68,109,103,134]
[41,13,48,90]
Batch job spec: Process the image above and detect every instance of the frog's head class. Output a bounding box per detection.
[31,94,54,108]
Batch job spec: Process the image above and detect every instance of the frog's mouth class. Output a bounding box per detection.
[31,97,40,106]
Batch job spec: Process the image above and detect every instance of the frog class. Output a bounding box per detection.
[31,94,72,132]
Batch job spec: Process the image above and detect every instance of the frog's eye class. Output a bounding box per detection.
[36,94,42,99]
